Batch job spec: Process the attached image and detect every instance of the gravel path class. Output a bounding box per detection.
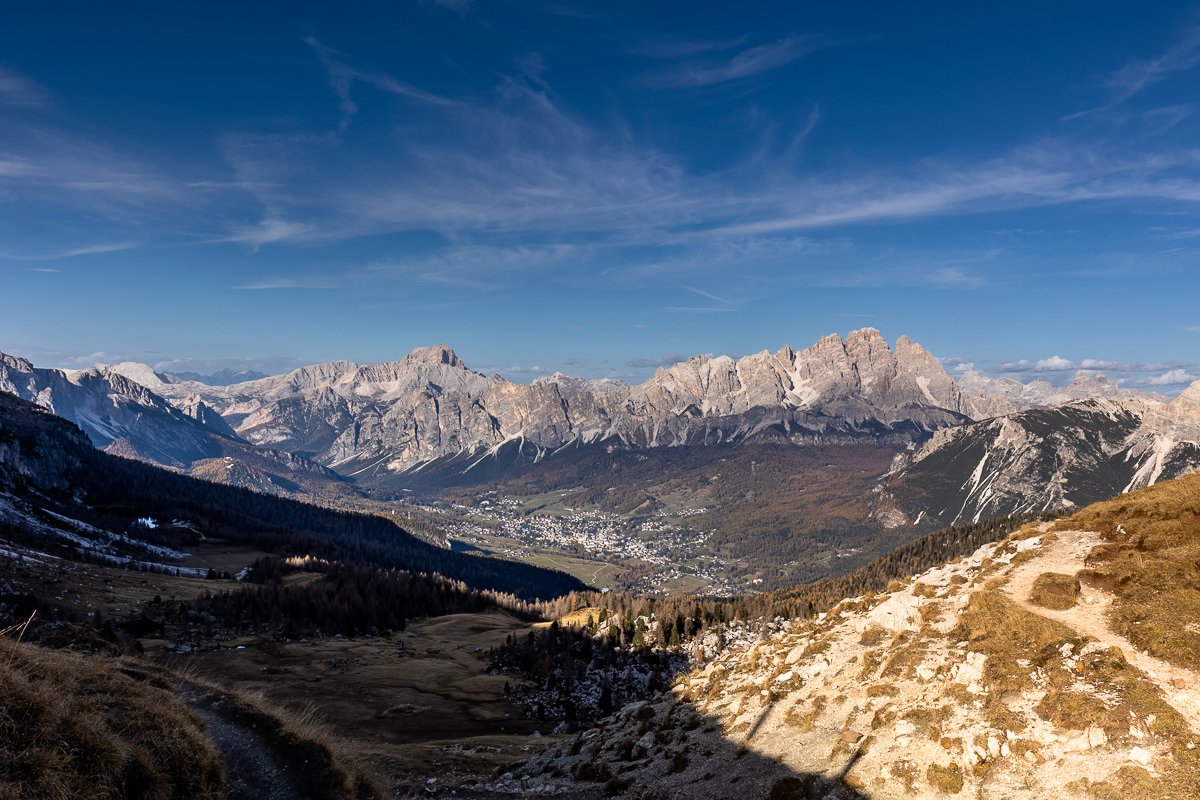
[178,684,307,800]
[1002,526,1200,735]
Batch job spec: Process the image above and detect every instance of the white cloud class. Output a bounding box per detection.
[1148,368,1197,385]
[940,357,975,373]
[233,277,337,290]
[305,36,459,130]
[1035,355,1076,371]
[682,286,735,305]
[1104,28,1200,105]
[0,68,49,107]
[1080,358,1121,369]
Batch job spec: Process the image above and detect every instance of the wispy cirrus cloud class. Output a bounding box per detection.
[632,36,748,60]
[305,36,459,130]
[233,277,339,290]
[1066,27,1200,118]
[0,241,138,261]
[665,306,738,313]
[1105,27,1200,105]
[643,34,832,88]
[682,286,735,306]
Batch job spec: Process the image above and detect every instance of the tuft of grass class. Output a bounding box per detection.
[926,762,964,794]
[1028,572,1080,610]
[0,638,224,800]
[954,589,1083,731]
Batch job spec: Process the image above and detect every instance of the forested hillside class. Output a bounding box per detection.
[0,391,584,600]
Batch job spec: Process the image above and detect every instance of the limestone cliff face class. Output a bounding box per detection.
[93,331,971,476]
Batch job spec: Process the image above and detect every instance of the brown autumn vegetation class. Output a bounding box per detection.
[0,637,224,800]
[1028,572,1080,610]
[1052,473,1200,671]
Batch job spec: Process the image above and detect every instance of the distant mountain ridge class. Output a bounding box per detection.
[5,330,1195,530]
[93,329,1170,483]
[100,330,1005,481]
[171,367,269,385]
[0,352,346,496]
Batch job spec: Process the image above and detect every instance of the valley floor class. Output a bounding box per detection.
[172,610,571,796]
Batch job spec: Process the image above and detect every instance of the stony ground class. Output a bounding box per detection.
[519,522,1200,799]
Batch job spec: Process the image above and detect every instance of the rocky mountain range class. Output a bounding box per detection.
[100,329,1044,479]
[4,329,1198,527]
[0,352,344,496]
[882,383,1200,527]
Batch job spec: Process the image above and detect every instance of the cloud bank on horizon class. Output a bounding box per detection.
[1,2,1199,388]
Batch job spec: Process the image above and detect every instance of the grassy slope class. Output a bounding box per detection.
[1052,472,1200,671]
[0,638,224,800]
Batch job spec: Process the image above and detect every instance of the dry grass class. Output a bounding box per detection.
[179,674,385,800]
[926,762,964,794]
[1053,473,1200,671]
[955,589,1083,731]
[0,638,224,800]
[1028,572,1080,610]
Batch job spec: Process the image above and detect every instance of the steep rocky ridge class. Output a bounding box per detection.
[884,385,1200,526]
[0,353,346,496]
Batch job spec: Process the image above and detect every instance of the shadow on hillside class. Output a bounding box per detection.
[492,628,874,799]
[513,693,873,800]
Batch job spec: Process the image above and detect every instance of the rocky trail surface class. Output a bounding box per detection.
[1003,524,1200,735]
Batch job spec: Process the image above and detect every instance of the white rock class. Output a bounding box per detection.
[1129,746,1152,766]
[952,651,987,686]
[862,592,924,633]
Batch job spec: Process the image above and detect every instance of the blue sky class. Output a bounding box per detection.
[2,1,1199,389]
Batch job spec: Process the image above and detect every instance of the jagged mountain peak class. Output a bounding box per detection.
[0,352,35,372]
[404,343,463,367]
